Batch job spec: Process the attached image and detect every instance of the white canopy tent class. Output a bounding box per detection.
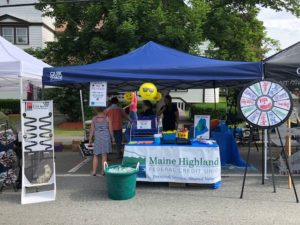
[0,36,50,99]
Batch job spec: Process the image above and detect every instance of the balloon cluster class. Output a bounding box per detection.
[123,82,162,102]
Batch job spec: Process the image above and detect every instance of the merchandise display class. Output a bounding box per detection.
[0,121,18,192]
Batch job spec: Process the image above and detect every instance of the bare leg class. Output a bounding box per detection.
[101,154,107,175]
[92,155,99,175]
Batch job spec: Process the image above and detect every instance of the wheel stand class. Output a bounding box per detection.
[240,127,299,203]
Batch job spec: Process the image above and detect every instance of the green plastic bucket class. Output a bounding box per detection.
[104,162,139,200]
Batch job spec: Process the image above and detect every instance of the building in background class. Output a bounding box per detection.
[0,0,55,50]
[170,89,219,104]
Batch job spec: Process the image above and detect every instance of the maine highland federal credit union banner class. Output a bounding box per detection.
[123,144,221,184]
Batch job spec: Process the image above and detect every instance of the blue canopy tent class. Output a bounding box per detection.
[43,41,262,92]
[42,41,262,167]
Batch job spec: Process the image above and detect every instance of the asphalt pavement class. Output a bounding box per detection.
[1,148,300,225]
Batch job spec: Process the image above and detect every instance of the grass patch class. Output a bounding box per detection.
[7,114,83,136]
[54,129,83,136]
[6,114,21,128]
[193,102,227,110]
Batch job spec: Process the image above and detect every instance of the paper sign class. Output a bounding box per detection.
[89,82,107,107]
[194,115,210,139]
[137,120,151,129]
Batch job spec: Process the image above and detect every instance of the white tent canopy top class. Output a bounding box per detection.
[0,36,50,98]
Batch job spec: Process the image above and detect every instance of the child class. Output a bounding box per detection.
[89,107,115,176]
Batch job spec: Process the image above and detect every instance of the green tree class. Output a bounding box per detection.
[36,0,209,65]
[218,0,300,17]
[203,2,277,61]
[43,87,95,121]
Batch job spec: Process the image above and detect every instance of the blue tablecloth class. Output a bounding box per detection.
[211,130,246,167]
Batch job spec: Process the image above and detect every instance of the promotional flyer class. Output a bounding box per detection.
[194,115,210,139]
[89,82,107,107]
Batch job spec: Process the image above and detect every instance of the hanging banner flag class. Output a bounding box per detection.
[21,101,56,204]
[89,82,107,107]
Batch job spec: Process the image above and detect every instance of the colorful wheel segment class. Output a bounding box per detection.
[239,80,292,128]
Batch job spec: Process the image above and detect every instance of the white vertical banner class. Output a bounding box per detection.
[89,81,107,107]
[194,115,210,139]
[21,100,56,204]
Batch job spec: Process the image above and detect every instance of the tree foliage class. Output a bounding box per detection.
[217,0,300,17]
[36,0,209,65]
[31,0,299,121]
[203,1,281,61]
[43,87,95,121]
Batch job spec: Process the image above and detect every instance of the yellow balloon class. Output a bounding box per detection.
[153,92,162,101]
[139,83,157,100]
[124,92,134,102]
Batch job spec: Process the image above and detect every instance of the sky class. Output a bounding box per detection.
[258,8,300,55]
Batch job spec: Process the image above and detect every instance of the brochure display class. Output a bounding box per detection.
[21,101,56,204]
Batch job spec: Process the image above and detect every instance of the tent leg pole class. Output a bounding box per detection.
[225,88,228,122]
[287,119,292,189]
[262,129,264,185]
[264,129,268,180]
[213,83,216,111]
[20,77,23,100]
[41,85,45,100]
[80,90,87,141]
[277,127,299,203]
[240,128,253,199]
[267,129,276,193]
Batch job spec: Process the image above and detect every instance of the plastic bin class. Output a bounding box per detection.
[104,162,139,200]
[162,132,176,142]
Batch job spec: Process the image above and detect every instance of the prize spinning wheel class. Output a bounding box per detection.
[238,80,293,129]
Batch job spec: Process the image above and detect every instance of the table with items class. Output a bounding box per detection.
[122,139,221,189]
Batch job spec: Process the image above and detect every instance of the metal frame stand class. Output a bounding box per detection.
[276,127,299,203]
[240,127,299,203]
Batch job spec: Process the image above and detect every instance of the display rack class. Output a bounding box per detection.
[0,120,18,192]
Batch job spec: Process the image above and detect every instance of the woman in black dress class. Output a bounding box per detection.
[157,95,179,131]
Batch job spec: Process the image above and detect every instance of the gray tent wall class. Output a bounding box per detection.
[264,41,300,90]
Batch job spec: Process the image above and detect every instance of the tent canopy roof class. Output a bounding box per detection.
[264,41,300,90]
[0,36,50,79]
[43,41,262,92]
[0,36,50,96]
